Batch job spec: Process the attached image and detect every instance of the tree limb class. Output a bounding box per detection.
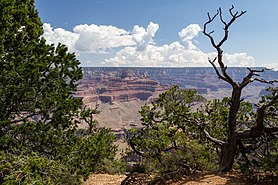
[239,68,264,89]
[252,91,278,135]
[203,10,219,49]
[203,129,225,146]
[208,57,231,83]
[251,78,278,84]
[264,127,278,134]
[204,6,246,87]
[10,113,39,124]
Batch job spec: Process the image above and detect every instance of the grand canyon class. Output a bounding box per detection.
[76,67,278,134]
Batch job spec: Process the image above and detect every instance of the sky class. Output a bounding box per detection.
[35,0,278,70]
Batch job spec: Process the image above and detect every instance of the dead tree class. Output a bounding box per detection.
[203,6,278,172]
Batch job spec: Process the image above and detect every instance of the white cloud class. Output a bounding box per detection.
[42,22,255,68]
[178,24,202,50]
[263,63,278,71]
[73,24,133,52]
[132,22,159,51]
[42,23,134,53]
[223,53,255,66]
[42,23,79,51]
[103,24,255,67]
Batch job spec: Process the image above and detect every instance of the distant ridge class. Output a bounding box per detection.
[77,67,278,105]
[82,67,277,88]
[77,67,277,131]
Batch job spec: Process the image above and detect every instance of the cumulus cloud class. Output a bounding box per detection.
[73,24,133,52]
[103,24,254,67]
[42,23,134,53]
[223,53,255,66]
[132,22,159,51]
[42,23,79,51]
[103,44,254,67]
[42,22,255,68]
[178,24,202,50]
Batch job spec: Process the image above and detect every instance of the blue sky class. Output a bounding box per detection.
[35,0,278,69]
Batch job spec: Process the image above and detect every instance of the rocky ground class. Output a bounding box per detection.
[83,172,278,185]
[83,174,126,185]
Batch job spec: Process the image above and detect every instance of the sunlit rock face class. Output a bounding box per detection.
[76,68,168,104]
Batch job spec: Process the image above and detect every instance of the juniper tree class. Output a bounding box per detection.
[203,6,278,172]
[0,0,120,183]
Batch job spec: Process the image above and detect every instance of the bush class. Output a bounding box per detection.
[67,128,124,178]
[131,140,218,176]
[0,151,81,185]
[238,135,278,180]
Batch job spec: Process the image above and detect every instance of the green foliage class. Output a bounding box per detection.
[0,151,81,185]
[261,137,278,173]
[80,105,100,134]
[202,98,229,140]
[203,98,255,141]
[0,0,121,184]
[68,128,122,177]
[126,86,217,174]
[127,85,278,178]
[0,0,83,152]
[236,88,278,176]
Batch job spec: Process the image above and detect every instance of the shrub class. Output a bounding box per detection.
[67,128,124,178]
[0,151,81,185]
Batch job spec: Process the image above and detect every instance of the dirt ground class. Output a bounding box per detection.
[83,174,126,185]
[83,172,267,185]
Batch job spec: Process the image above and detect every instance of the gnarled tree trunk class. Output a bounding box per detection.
[203,6,278,172]
[219,139,238,172]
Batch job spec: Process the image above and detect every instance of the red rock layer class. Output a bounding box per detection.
[75,69,168,104]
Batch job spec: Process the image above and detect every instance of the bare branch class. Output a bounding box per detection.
[251,78,278,84]
[208,57,230,83]
[203,10,219,48]
[203,129,225,146]
[217,6,246,48]
[209,30,215,35]
[229,5,246,18]
[219,8,227,26]
[229,5,235,17]
[240,68,266,89]
[247,67,264,73]
[239,67,278,89]
[264,127,278,134]
[203,6,247,87]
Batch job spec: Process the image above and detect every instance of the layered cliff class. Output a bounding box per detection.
[76,67,278,132]
[77,67,277,104]
[76,69,168,104]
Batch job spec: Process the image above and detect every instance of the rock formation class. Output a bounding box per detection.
[76,68,168,104]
